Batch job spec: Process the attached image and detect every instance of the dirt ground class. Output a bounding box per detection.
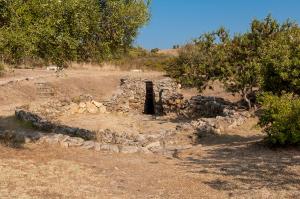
[1,67,300,199]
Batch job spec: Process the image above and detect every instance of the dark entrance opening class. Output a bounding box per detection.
[144,81,156,115]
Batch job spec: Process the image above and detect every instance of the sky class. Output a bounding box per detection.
[136,0,300,49]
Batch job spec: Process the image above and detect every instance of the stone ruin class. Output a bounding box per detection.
[13,76,251,154]
[14,108,183,154]
[105,76,249,120]
[104,76,187,115]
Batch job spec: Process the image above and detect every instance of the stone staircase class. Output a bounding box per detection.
[35,82,54,98]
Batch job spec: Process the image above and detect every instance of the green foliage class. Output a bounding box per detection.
[0,0,150,67]
[173,45,180,49]
[98,0,150,57]
[150,48,160,53]
[167,15,300,109]
[0,62,4,76]
[259,93,300,146]
[166,29,231,89]
[260,27,300,95]
[0,130,25,148]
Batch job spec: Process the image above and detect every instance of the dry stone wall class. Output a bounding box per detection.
[15,109,96,140]
[14,108,185,155]
[104,77,187,115]
[104,77,246,120]
[24,77,240,119]
[12,76,253,155]
[186,96,236,118]
[27,97,107,120]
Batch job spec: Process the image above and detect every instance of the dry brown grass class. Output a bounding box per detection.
[1,68,300,198]
[158,49,180,56]
[0,145,224,199]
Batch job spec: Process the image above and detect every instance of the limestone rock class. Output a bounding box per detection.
[45,137,59,145]
[86,102,98,114]
[24,137,32,144]
[120,146,140,154]
[95,143,101,151]
[78,108,86,114]
[61,141,69,148]
[79,102,86,109]
[100,144,120,153]
[145,141,161,151]
[99,106,107,114]
[69,103,79,114]
[81,141,95,150]
[104,77,183,114]
[139,147,152,154]
[67,137,84,147]
[92,100,103,108]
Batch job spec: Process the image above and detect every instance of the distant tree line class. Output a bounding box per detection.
[0,0,151,67]
[172,44,180,49]
[166,15,300,146]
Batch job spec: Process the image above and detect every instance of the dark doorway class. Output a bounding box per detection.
[144,81,156,115]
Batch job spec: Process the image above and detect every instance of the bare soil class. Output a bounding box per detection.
[1,67,300,199]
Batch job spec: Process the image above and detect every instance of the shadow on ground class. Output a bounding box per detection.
[0,115,35,148]
[178,140,300,191]
[195,131,263,146]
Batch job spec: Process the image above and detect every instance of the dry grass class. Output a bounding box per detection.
[0,134,300,199]
[69,62,121,71]
[0,145,223,199]
[1,68,300,198]
[158,49,180,56]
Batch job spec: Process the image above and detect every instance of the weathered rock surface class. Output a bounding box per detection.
[120,146,140,154]
[12,76,253,156]
[104,77,186,115]
[15,109,96,140]
[145,141,161,151]
[14,109,181,154]
[25,97,108,120]
[86,102,98,114]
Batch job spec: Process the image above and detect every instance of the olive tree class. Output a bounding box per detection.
[0,0,151,66]
[259,27,300,95]
[167,15,299,110]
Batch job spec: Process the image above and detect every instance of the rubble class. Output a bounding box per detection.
[15,109,96,140]
[12,76,253,156]
[14,108,181,154]
[186,96,235,118]
[26,98,108,120]
[177,109,250,138]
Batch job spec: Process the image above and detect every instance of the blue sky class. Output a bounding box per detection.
[136,0,300,49]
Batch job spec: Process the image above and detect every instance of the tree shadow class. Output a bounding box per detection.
[0,115,38,148]
[178,142,300,191]
[194,132,263,146]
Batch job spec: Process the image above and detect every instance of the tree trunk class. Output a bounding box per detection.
[244,94,252,110]
[242,88,252,110]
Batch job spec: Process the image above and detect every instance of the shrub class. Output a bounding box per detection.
[259,27,300,95]
[0,0,150,67]
[0,62,5,76]
[173,45,180,49]
[166,15,300,110]
[150,48,160,54]
[164,15,300,147]
[166,30,231,89]
[259,93,300,146]
[0,130,25,148]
